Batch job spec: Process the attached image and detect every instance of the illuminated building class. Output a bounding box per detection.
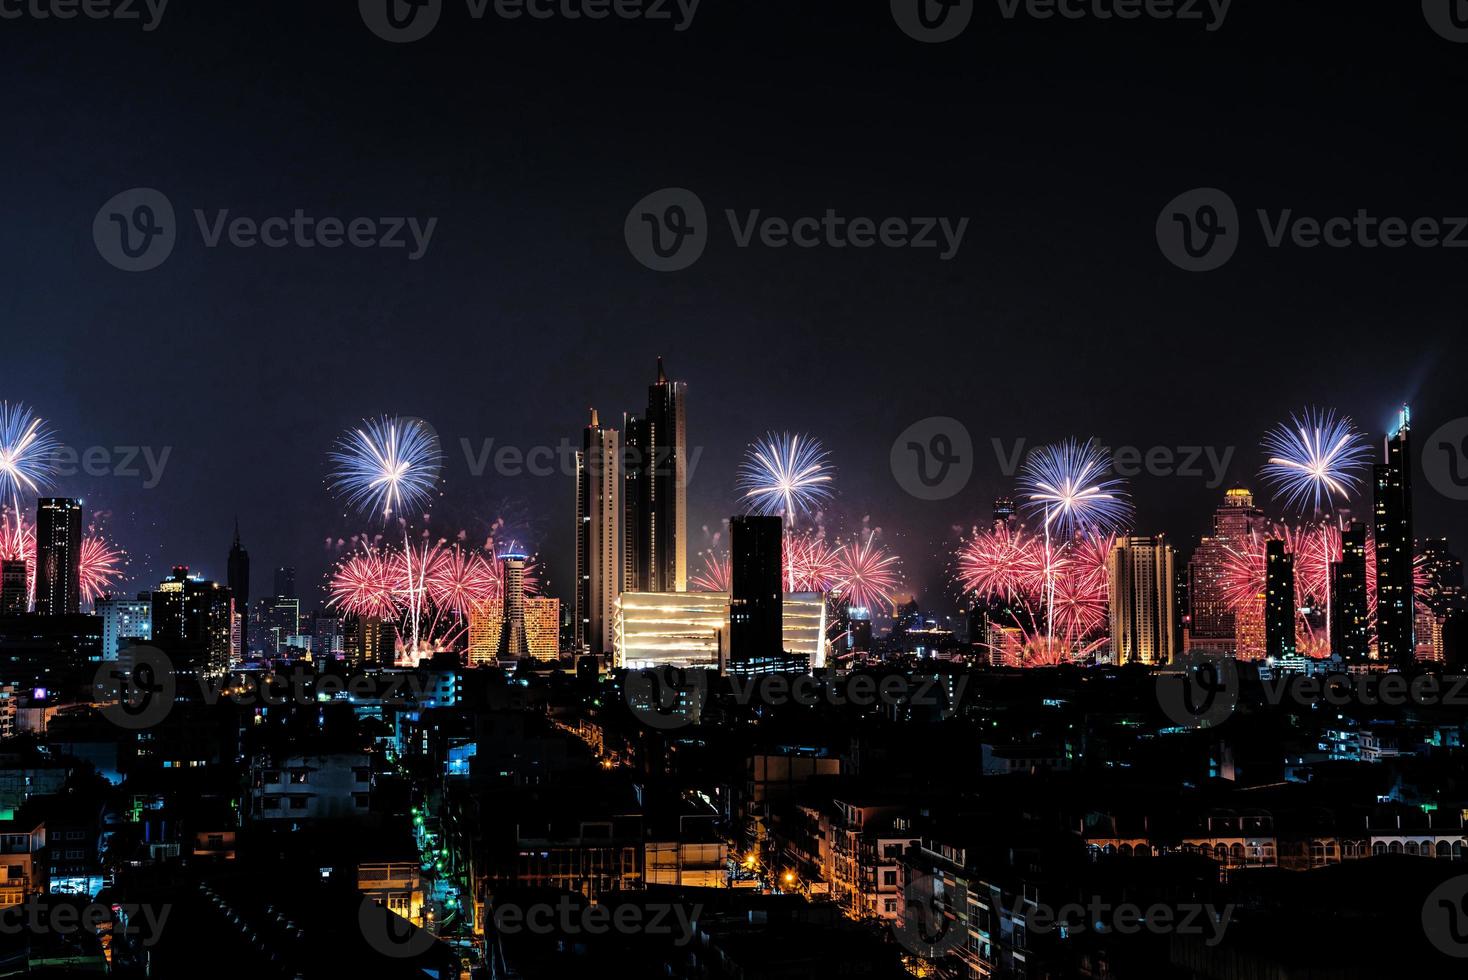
[95,595,152,661]
[1109,535,1177,665]
[992,495,1017,531]
[0,561,25,617]
[730,515,783,663]
[150,566,235,674]
[612,591,827,669]
[624,357,688,593]
[575,408,621,657]
[468,554,560,664]
[1330,522,1370,663]
[1188,487,1266,654]
[847,605,873,653]
[33,498,82,617]
[1265,539,1296,659]
[347,615,394,667]
[1374,406,1414,666]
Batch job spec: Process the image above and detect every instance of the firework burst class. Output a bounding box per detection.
[0,402,58,508]
[1018,439,1133,538]
[690,549,730,593]
[79,535,125,606]
[833,532,901,611]
[785,530,843,593]
[955,524,1045,601]
[1261,408,1372,515]
[328,416,442,521]
[738,432,834,522]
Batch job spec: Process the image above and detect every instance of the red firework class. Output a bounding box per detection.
[691,549,730,592]
[79,535,125,605]
[785,530,842,593]
[1050,532,1113,643]
[833,532,901,611]
[329,546,399,619]
[424,545,498,615]
[956,525,1045,601]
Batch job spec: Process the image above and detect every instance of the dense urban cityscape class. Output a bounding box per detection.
[0,352,1465,975]
[6,1,1468,977]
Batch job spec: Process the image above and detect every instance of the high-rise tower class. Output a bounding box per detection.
[1265,539,1297,659]
[1330,522,1370,662]
[729,515,783,662]
[624,357,687,593]
[1109,534,1177,665]
[228,520,250,614]
[1188,487,1267,653]
[575,409,621,657]
[1374,406,1414,666]
[33,498,82,616]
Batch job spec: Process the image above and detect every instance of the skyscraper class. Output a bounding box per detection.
[0,561,26,616]
[729,515,783,662]
[1330,522,1370,662]
[274,566,297,600]
[1265,539,1297,659]
[624,357,687,593]
[575,409,621,657]
[33,498,82,617]
[95,594,153,661]
[1108,534,1177,665]
[150,566,235,673]
[228,520,250,612]
[1187,487,1266,653]
[1374,406,1414,666]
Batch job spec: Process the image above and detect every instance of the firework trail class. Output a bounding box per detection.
[1261,408,1372,515]
[691,549,730,593]
[328,416,442,522]
[832,531,901,612]
[0,402,58,510]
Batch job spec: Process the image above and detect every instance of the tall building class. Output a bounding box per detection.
[346,615,394,667]
[33,498,82,616]
[575,409,621,657]
[611,590,826,669]
[274,566,297,600]
[729,516,783,662]
[468,555,558,663]
[1330,522,1370,663]
[1374,408,1414,666]
[1265,539,1297,659]
[0,561,26,616]
[1187,487,1267,652]
[227,520,250,612]
[95,595,153,661]
[1108,534,1177,665]
[624,357,687,593]
[992,496,1017,531]
[150,566,234,674]
[1415,537,1465,664]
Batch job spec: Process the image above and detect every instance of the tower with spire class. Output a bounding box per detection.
[624,356,688,594]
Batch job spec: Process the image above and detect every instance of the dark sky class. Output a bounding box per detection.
[2,1,1465,611]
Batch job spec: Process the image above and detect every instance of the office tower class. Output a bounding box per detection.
[729,515,783,662]
[265,597,300,653]
[1108,534,1177,665]
[575,409,621,657]
[347,615,395,667]
[227,520,250,612]
[848,606,874,653]
[500,555,529,657]
[1265,539,1297,659]
[310,609,343,657]
[1415,537,1465,663]
[624,357,688,593]
[1330,523,1370,662]
[33,498,82,616]
[992,496,1017,531]
[611,589,824,669]
[0,561,26,616]
[1374,406,1414,666]
[1188,487,1267,653]
[274,566,297,600]
[95,594,153,661]
[150,566,235,673]
[468,555,559,663]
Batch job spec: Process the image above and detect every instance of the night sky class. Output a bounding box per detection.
[2,1,1465,610]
